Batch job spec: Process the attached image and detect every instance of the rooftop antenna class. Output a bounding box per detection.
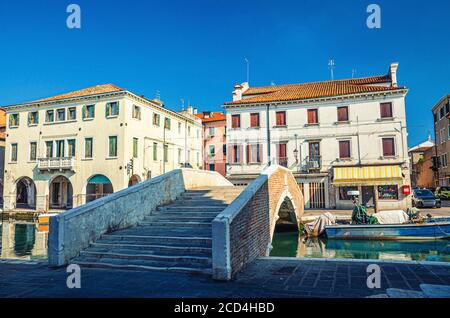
[352,69,357,78]
[155,90,161,100]
[244,57,250,83]
[181,98,185,111]
[271,81,276,86]
[328,58,335,80]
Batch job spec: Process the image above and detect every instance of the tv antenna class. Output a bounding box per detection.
[352,69,357,78]
[328,58,335,80]
[244,57,250,83]
[181,98,185,111]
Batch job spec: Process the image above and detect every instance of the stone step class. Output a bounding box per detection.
[100,234,212,247]
[79,250,212,266]
[74,258,211,275]
[139,221,212,229]
[90,242,211,256]
[157,206,225,212]
[111,225,212,237]
[150,211,220,218]
[168,200,228,207]
[144,215,216,222]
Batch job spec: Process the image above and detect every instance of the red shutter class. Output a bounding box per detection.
[238,145,243,163]
[246,145,250,163]
[383,138,395,156]
[337,107,348,122]
[380,103,393,118]
[250,113,259,127]
[228,145,234,163]
[258,144,263,163]
[339,141,350,158]
[232,115,240,128]
[308,109,318,124]
[276,111,286,126]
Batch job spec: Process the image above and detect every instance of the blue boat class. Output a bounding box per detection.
[325,218,450,240]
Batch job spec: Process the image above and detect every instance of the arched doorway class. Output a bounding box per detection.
[15,177,36,210]
[128,174,141,187]
[86,174,114,203]
[49,176,73,210]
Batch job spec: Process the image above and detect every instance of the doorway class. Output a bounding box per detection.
[361,186,375,208]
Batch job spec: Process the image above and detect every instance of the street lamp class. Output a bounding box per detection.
[294,134,299,164]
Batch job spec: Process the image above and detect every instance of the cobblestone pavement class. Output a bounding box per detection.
[0,258,449,298]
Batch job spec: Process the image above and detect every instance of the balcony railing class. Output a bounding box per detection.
[38,157,76,171]
[303,156,322,171]
[274,157,288,168]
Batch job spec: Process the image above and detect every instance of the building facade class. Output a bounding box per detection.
[432,94,450,186]
[3,84,203,212]
[409,137,436,188]
[195,111,227,177]
[0,107,6,206]
[224,63,411,211]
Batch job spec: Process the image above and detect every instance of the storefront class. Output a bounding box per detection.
[332,165,410,211]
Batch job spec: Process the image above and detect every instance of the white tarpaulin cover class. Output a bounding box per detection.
[373,210,409,224]
[304,212,336,237]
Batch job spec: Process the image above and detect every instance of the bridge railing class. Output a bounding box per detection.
[212,165,303,281]
[48,168,233,266]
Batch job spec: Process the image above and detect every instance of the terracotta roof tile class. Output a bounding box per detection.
[225,75,405,105]
[28,84,123,103]
[195,112,226,123]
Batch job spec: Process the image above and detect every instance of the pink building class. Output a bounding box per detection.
[195,111,227,177]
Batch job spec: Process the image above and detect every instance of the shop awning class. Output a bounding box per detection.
[88,174,112,184]
[332,165,403,186]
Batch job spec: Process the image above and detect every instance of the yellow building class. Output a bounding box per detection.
[2,84,202,212]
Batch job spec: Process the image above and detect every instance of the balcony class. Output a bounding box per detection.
[38,157,76,171]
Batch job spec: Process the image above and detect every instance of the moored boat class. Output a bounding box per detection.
[325,218,450,240]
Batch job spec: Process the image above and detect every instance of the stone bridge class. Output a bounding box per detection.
[48,166,304,280]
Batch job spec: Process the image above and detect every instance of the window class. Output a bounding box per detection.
[29,142,37,161]
[153,142,158,161]
[106,102,119,117]
[45,141,53,158]
[380,102,393,118]
[442,154,448,168]
[231,114,241,128]
[446,102,450,114]
[382,138,395,157]
[153,113,160,126]
[307,109,318,124]
[209,126,215,137]
[209,164,215,171]
[133,138,138,158]
[246,144,262,163]
[132,105,141,120]
[230,145,241,163]
[277,143,287,167]
[378,185,399,200]
[55,140,65,158]
[28,112,39,126]
[223,144,227,156]
[250,113,260,128]
[68,139,76,157]
[187,150,191,164]
[441,128,446,144]
[11,143,18,162]
[56,109,66,121]
[276,111,286,126]
[337,106,349,122]
[188,126,191,136]
[163,144,168,162]
[108,136,118,157]
[309,141,320,160]
[178,122,182,134]
[68,107,76,120]
[46,110,54,123]
[339,186,358,201]
[209,145,215,156]
[85,138,93,159]
[83,105,95,119]
[339,140,351,159]
[164,118,171,130]
[440,106,445,119]
[197,152,200,167]
[178,148,182,164]
[9,114,19,127]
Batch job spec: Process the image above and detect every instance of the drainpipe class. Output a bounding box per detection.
[266,104,271,166]
[356,116,361,166]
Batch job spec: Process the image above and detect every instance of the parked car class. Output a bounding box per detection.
[412,189,441,208]
[435,186,450,199]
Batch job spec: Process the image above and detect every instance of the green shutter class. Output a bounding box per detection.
[82,106,86,119]
[28,113,31,125]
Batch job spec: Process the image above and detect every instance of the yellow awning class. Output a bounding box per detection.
[332,165,403,186]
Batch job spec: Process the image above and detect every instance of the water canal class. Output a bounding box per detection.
[1,216,449,263]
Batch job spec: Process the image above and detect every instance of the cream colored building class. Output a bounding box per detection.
[224,63,412,211]
[2,84,202,212]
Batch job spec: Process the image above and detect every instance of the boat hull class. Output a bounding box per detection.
[325,222,450,240]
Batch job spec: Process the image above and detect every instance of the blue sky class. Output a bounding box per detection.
[0,0,449,146]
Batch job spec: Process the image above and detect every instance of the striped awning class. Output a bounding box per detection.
[332,165,403,186]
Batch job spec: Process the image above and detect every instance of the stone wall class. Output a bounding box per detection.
[49,168,232,266]
[212,165,304,280]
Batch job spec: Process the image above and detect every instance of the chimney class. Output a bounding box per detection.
[232,82,249,101]
[193,108,198,115]
[186,105,194,115]
[203,111,212,118]
[389,62,399,87]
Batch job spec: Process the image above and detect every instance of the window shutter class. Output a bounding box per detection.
[227,145,234,163]
[246,145,250,163]
[238,145,243,163]
[27,113,31,125]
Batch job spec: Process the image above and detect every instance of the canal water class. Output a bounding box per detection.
[0,217,48,261]
[1,217,449,263]
[270,231,450,263]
